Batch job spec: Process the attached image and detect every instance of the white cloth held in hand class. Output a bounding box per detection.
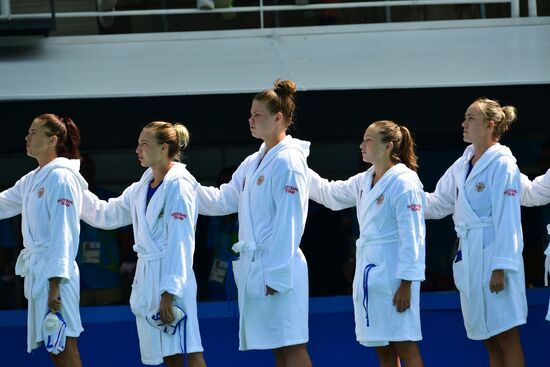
[42,312,67,355]
[146,306,186,335]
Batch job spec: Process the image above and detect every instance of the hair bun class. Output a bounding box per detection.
[273,79,297,97]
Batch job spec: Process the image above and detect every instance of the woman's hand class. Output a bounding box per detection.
[265,285,278,296]
[490,269,505,293]
[393,280,411,313]
[160,292,175,324]
[48,277,62,313]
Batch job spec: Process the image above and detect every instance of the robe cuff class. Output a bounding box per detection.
[396,264,425,282]
[45,258,70,281]
[160,275,186,299]
[265,267,293,294]
[490,257,519,273]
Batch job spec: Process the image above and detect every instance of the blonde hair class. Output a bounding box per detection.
[373,120,419,172]
[474,98,517,141]
[254,79,297,128]
[144,121,190,162]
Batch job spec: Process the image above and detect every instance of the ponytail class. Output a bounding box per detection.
[397,126,418,172]
[36,114,81,159]
[373,120,419,171]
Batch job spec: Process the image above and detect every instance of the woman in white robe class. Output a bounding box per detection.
[521,168,550,320]
[0,114,87,366]
[425,98,526,367]
[81,122,206,367]
[309,120,425,367]
[196,80,312,367]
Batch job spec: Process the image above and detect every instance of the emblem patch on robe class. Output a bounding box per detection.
[407,204,422,212]
[284,185,298,194]
[57,198,73,207]
[256,175,265,185]
[475,182,486,192]
[504,188,517,197]
[375,194,384,205]
[171,212,188,220]
[37,187,45,198]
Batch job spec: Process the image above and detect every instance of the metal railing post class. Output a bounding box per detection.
[527,0,537,16]
[260,0,264,29]
[510,0,519,17]
[1,0,12,20]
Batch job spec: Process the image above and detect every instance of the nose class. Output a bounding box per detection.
[359,141,365,150]
[461,120,467,128]
[135,145,140,154]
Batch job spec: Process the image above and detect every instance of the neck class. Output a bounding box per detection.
[372,159,395,184]
[150,160,173,187]
[472,140,496,164]
[36,152,58,168]
[264,131,286,153]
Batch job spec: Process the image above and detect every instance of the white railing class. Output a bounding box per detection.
[0,0,540,28]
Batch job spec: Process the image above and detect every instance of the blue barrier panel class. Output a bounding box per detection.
[1,289,548,366]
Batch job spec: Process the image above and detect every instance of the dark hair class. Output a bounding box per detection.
[474,98,517,141]
[373,120,418,172]
[144,121,190,162]
[35,114,80,159]
[253,79,297,127]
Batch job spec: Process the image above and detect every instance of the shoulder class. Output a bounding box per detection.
[48,167,79,187]
[273,149,307,173]
[394,170,423,193]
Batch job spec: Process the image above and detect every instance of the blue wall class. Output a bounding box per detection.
[1,289,548,366]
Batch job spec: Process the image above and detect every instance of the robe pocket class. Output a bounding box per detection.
[129,280,149,317]
[452,257,468,294]
[482,246,496,287]
[365,263,395,297]
[231,259,242,290]
[245,259,266,298]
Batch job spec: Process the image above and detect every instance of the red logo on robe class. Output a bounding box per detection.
[37,187,45,198]
[376,194,384,205]
[256,175,265,185]
[407,204,422,212]
[171,212,188,220]
[57,198,73,207]
[503,189,517,197]
[284,185,298,194]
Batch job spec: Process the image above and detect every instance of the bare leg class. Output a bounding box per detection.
[49,337,83,367]
[375,345,400,367]
[490,327,525,367]
[483,338,504,367]
[273,343,312,367]
[164,352,207,367]
[392,341,423,367]
[272,348,285,367]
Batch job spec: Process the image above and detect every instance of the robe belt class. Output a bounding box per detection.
[231,241,267,254]
[15,243,49,299]
[137,250,165,262]
[356,237,397,249]
[362,264,376,327]
[544,224,550,287]
[454,219,492,297]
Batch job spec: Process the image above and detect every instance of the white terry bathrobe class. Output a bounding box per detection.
[309,163,425,346]
[0,157,87,352]
[426,144,527,340]
[197,136,310,351]
[81,162,203,365]
[521,168,550,321]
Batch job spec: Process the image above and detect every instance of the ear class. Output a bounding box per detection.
[486,120,495,129]
[385,141,394,152]
[274,111,284,124]
[48,135,58,147]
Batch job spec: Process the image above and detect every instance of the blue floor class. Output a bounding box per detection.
[1,289,548,366]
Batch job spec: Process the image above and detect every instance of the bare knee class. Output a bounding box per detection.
[376,345,399,367]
